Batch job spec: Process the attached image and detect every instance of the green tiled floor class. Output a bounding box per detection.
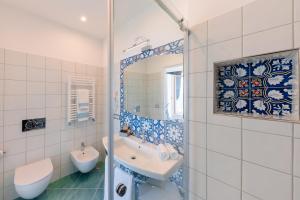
[16,162,105,200]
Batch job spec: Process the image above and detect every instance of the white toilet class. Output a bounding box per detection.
[71,146,99,173]
[14,158,53,199]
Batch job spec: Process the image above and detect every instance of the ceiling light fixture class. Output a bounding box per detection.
[80,16,87,22]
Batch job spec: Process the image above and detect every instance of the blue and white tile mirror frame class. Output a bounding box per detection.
[214,49,300,121]
[119,39,185,192]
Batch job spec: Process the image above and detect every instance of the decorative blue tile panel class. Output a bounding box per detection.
[215,50,299,119]
[119,39,185,193]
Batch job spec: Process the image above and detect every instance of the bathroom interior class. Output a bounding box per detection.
[0,0,300,199]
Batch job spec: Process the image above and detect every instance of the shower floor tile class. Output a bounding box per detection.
[15,162,105,200]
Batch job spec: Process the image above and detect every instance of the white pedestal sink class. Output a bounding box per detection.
[102,134,183,181]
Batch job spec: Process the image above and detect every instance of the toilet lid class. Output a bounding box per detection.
[14,158,53,186]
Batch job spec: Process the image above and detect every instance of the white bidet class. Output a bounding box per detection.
[71,146,99,173]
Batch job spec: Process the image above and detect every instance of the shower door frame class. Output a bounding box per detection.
[107,0,190,199]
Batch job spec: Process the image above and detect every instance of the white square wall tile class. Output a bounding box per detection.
[27,82,45,94]
[46,69,61,83]
[46,107,61,120]
[189,73,207,98]
[4,124,25,141]
[5,65,26,81]
[45,132,60,146]
[189,22,208,50]
[208,8,242,44]
[27,109,45,119]
[243,24,293,57]
[207,150,241,188]
[242,193,261,200]
[294,138,300,177]
[243,0,292,34]
[27,95,45,109]
[0,111,3,127]
[189,168,206,199]
[4,153,25,171]
[207,124,241,158]
[243,118,293,136]
[27,135,44,151]
[206,72,214,98]
[295,22,300,48]
[4,110,26,126]
[294,0,300,22]
[27,67,45,82]
[189,98,206,123]
[207,98,241,128]
[4,95,26,110]
[243,162,291,200]
[5,50,26,66]
[46,83,61,94]
[45,144,60,157]
[45,57,61,70]
[61,141,73,153]
[295,124,300,138]
[27,54,45,68]
[4,80,26,95]
[46,95,61,108]
[243,130,292,173]
[0,48,4,64]
[0,64,4,79]
[26,148,44,163]
[4,138,26,156]
[207,177,240,200]
[189,47,207,73]
[208,38,242,71]
[189,145,206,173]
[189,121,206,148]
[295,176,300,200]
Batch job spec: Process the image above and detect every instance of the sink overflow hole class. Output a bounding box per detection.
[130,156,136,160]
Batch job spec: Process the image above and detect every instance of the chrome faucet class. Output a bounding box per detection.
[81,142,86,151]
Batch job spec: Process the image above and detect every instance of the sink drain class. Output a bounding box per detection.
[130,156,136,160]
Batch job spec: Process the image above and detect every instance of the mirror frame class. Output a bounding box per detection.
[120,39,184,146]
[120,39,185,192]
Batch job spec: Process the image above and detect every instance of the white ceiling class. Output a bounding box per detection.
[0,0,258,39]
[0,0,108,39]
[0,0,162,40]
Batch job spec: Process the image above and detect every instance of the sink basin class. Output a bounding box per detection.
[103,135,183,181]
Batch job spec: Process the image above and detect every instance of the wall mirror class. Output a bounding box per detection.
[123,53,183,120]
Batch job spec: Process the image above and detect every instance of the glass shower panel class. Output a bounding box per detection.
[112,0,186,199]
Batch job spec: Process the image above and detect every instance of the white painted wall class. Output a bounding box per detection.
[115,2,183,60]
[186,0,256,26]
[0,3,103,66]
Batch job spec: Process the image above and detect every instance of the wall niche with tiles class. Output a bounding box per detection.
[214,49,299,121]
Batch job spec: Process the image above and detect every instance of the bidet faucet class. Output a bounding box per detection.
[81,142,86,151]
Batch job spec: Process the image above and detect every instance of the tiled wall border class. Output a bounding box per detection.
[213,49,300,121]
[119,39,185,190]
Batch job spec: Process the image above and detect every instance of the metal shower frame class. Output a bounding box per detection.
[107,0,190,199]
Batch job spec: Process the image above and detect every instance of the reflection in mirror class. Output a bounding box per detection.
[124,54,183,120]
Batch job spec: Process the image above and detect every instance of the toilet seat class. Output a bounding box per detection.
[14,158,53,186]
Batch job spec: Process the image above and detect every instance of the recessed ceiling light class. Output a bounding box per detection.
[80,16,87,22]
